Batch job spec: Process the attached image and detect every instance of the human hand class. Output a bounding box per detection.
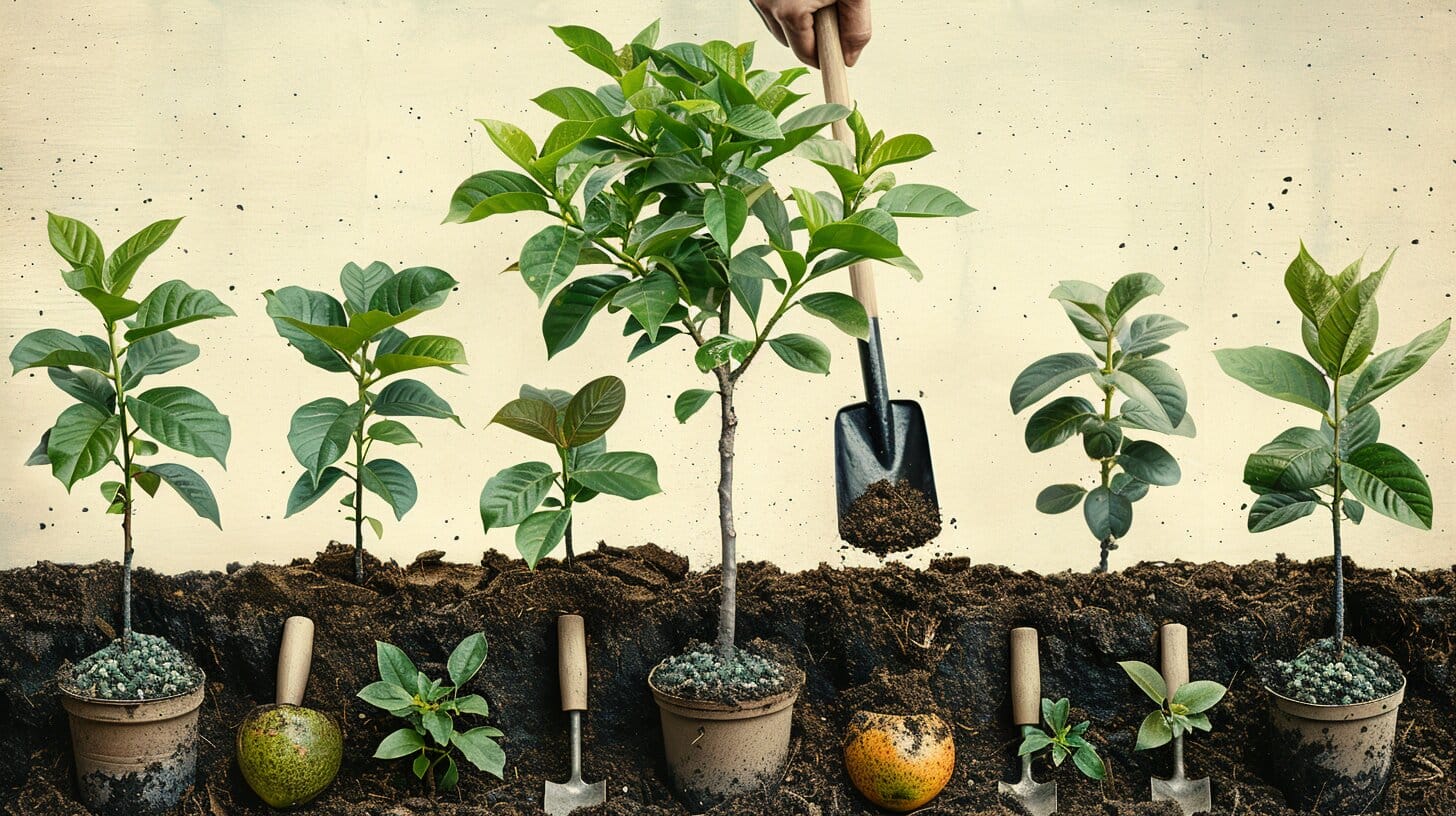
[750,0,872,68]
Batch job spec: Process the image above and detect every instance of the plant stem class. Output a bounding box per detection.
[560,446,576,569]
[1331,374,1345,657]
[715,369,738,660]
[106,321,137,641]
[1096,333,1117,573]
[353,366,369,584]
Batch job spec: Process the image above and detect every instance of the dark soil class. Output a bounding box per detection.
[839,478,942,555]
[1,543,1453,815]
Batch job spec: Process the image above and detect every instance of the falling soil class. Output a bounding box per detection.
[1,542,1454,815]
[839,478,943,556]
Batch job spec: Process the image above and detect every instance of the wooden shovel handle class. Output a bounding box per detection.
[558,615,588,713]
[276,616,314,707]
[814,6,879,319]
[1009,627,1041,726]
[1160,623,1189,699]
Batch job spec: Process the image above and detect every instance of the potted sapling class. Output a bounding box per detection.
[480,376,660,568]
[446,21,969,806]
[264,262,464,584]
[1215,245,1448,813]
[1010,274,1195,570]
[11,213,232,814]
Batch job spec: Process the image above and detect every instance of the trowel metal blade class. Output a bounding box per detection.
[998,777,1057,816]
[543,778,606,816]
[1151,775,1211,815]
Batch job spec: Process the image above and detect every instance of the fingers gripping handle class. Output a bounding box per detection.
[814,7,878,319]
[1160,623,1189,699]
[275,616,315,707]
[1009,627,1041,726]
[558,615,588,713]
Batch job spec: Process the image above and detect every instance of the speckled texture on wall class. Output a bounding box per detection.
[0,1,1452,575]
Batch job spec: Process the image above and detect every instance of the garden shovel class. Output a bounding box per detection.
[999,627,1056,815]
[1151,623,1211,815]
[544,614,605,815]
[814,8,939,521]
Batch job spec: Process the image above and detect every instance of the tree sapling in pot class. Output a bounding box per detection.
[480,376,660,568]
[446,20,968,806]
[264,262,464,584]
[11,213,232,814]
[1010,273,1195,571]
[1215,244,1448,813]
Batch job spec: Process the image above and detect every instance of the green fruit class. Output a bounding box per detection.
[237,704,342,808]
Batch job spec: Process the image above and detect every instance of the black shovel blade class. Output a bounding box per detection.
[834,399,937,519]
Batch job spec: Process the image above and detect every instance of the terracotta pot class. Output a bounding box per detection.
[1267,677,1405,814]
[61,680,205,815]
[648,665,803,810]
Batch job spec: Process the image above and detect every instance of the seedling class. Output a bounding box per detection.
[448,21,969,662]
[1010,273,1194,571]
[11,213,232,648]
[357,634,505,794]
[1118,661,1226,750]
[264,262,465,584]
[481,376,661,568]
[1215,246,1448,660]
[1016,697,1106,781]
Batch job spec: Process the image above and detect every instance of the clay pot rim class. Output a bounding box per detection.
[647,660,805,714]
[58,670,207,706]
[1265,674,1406,720]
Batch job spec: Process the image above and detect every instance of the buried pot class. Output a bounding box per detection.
[1267,678,1406,814]
[61,680,205,815]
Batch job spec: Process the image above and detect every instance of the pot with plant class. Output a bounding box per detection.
[1215,245,1447,813]
[480,376,660,568]
[264,262,464,584]
[446,19,968,807]
[1010,273,1194,571]
[11,213,233,814]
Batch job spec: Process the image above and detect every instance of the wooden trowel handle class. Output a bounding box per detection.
[276,616,315,707]
[814,6,878,319]
[1009,627,1041,726]
[558,615,588,713]
[1160,623,1189,698]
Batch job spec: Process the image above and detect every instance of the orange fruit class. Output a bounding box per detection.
[844,711,955,811]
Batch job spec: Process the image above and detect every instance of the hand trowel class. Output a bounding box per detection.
[544,614,605,815]
[999,627,1056,815]
[1151,623,1211,814]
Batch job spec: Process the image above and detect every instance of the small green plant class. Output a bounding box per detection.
[11,213,232,646]
[481,376,660,568]
[1118,661,1226,750]
[1214,245,1448,659]
[1010,274,1194,571]
[357,634,505,794]
[264,262,465,584]
[1016,697,1106,780]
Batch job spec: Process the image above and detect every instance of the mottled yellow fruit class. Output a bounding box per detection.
[844,711,954,811]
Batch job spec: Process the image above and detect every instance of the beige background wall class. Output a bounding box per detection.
[1,1,1452,575]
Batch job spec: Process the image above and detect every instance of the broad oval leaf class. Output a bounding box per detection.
[769,333,831,374]
[287,398,362,482]
[1118,440,1181,486]
[47,403,121,490]
[1081,416,1123,459]
[104,218,181,295]
[10,329,109,373]
[516,508,572,568]
[368,420,420,446]
[1105,273,1163,329]
[724,104,782,140]
[1316,256,1387,375]
[868,133,933,171]
[361,458,418,521]
[1119,660,1168,704]
[374,379,461,425]
[374,335,468,378]
[877,184,973,218]
[1009,353,1100,414]
[612,271,679,342]
[572,451,661,499]
[1341,443,1433,530]
[1111,358,1188,428]
[127,386,231,465]
[1171,680,1228,714]
[562,375,626,447]
[376,642,418,689]
[144,462,221,528]
[452,727,507,778]
[491,397,563,446]
[1025,396,1095,453]
[447,632,489,688]
[704,186,748,252]
[1035,484,1087,514]
[341,261,395,314]
[49,368,116,412]
[1283,244,1337,325]
[444,170,548,224]
[47,212,104,288]
[373,727,425,759]
[1135,710,1173,751]
[479,461,557,530]
[799,292,869,339]
[121,331,200,388]
[264,287,350,372]
[534,86,611,120]
[1083,486,1132,541]
[520,226,583,304]
[125,280,235,342]
[1120,314,1188,357]
[675,389,715,423]
[369,266,458,315]
[1248,490,1321,533]
[1243,427,1333,492]
[78,287,140,322]
[285,466,349,518]
[1348,318,1450,412]
[543,274,629,358]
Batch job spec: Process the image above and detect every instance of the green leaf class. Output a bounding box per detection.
[263,287,350,372]
[1118,440,1181,486]
[370,266,457,316]
[613,271,679,342]
[77,287,140,322]
[1118,399,1197,438]
[104,218,182,294]
[724,105,783,140]
[1083,486,1132,540]
[143,462,221,527]
[1248,490,1321,532]
[1284,243,1338,325]
[704,187,748,253]
[10,329,109,373]
[1111,472,1150,502]
[1341,443,1433,529]
[516,508,572,568]
[1050,281,1112,342]
[868,134,933,171]
[675,389,715,423]
[491,398,563,446]
[799,292,869,339]
[479,118,538,173]
[695,335,752,372]
[49,368,115,412]
[543,274,628,358]
[120,331,199,389]
[480,462,556,531]
[1072,745,1107,780]
[368,420,420,446]
[1344,498,1365,523]
[361,459,418,521]
[124,280,235,341]
[452,727,507,779]
[1135,710,1173,751]
[1025,396,1096,453]
[46,403,121,490]
[551,24,621,77]
[769,333,831,374]
[376,642,418,690]
[1316,254,1388,375]
[421,710,452,747]
[127,386,230,465]
[572,451,661,499]
[444,170,549,224]
[1243,427,1333,492]
[373,727,425,759]
[790,187,832,234]
[287,398,361,483]
[374,335,468,378]
[520,226,582,304]
[47,213,104,289]
[534,86,611,121]
[1119,660,1167,704]
[1105,273,1163,328]
[1080,416,1122,459]
[448,632,488,688]
[1110,358,1188,428]
[455,694,491,717]
[25,431,51,467]
[340,261,395,314]
[807,218,903,261]
[374,379,461,425]
[1009,353,1100,413]
[563,375,626,447]
[1121,314,1188,356]
[1036,484,1086,514]
[752,191,793,250]
[1045,697,1070,732]
[1172,680,1227,714]
[877,184,972,218]
[285,466,349,518]
[1018,731,1054,756]
[1348,319,1450,411]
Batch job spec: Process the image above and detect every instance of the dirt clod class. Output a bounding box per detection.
[839,479,942,556]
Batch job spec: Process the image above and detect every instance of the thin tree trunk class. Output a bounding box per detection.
[353,447,365,585]
[1097,536,1115,573]
[715,372,738,661]
[1331,378,1345,658]
[122,504,134,640]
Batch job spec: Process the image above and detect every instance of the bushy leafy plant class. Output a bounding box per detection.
[1010,274,1194,571]
[1016,697,1106,780]
[11,213,232,642]
[1119,661,1226,751]
[481,375,660,568]
[1215,246,1448,655]
[357,635,505,794]
[448,21,969,661]
[264,262,464,583]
